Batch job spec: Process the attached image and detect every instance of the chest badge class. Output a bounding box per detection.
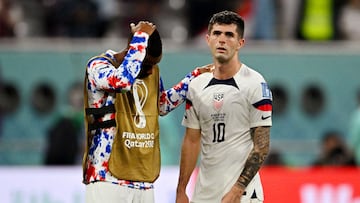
[213,93,224,111]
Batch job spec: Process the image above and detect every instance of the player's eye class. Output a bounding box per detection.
[225,32,235,38]
[212,31,221,36]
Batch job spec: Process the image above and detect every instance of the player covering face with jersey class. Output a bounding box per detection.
[83,21,213,203]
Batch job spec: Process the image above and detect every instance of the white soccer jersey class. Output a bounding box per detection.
[182,63,272,203]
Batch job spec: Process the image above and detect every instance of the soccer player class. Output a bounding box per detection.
[176,11,272,203]
[83,21,211,203]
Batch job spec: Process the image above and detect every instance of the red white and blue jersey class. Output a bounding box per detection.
[84,31,202,190]
[182,63,272,202]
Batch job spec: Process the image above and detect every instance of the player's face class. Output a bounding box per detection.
[206,23,244,63]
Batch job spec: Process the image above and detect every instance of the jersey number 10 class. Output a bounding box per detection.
[212,123,225,143]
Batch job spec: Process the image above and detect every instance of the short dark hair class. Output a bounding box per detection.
[138,29,162,79]
[146,29,162,58]
[126,29,162,59]
[208,10,245,38]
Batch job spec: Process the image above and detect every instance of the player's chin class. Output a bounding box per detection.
[215,55,228,63]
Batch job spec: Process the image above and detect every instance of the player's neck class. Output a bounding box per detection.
[213,60,241,80]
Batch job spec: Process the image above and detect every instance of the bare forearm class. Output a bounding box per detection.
[177,135,200,192]
[236,126,270,189]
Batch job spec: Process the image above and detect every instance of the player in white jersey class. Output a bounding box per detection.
[176,11,272,203]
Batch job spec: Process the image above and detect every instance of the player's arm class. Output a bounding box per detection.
[222,126,270,202]
[176,127,201,203]
[238,126,270,188]
[229,80,272,193]
[159,64,213,115]
[87,22,155,92]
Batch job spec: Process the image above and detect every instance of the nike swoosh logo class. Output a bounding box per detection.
[261,115,271,120]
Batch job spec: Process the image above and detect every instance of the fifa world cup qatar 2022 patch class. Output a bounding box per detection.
[261,82,272,98]
[252,83,272,112]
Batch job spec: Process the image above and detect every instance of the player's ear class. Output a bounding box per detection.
[237,38,245,50]
[206,34,210,45]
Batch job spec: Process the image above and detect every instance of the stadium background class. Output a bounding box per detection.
[1,41,359,166]
[0,41,359,203]
[1,0,360,202]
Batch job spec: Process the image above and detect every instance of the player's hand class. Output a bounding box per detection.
[176,191,189,203]
[190,64,214,78]
[196,64,214,74]
[221,185,244,203]
[130,21,156,35]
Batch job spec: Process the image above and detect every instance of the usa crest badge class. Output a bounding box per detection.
[213,93,224,111]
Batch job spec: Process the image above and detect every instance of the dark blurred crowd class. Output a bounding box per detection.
[1,0,360,41]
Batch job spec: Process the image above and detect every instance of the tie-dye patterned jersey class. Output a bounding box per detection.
[84,31,202,190]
